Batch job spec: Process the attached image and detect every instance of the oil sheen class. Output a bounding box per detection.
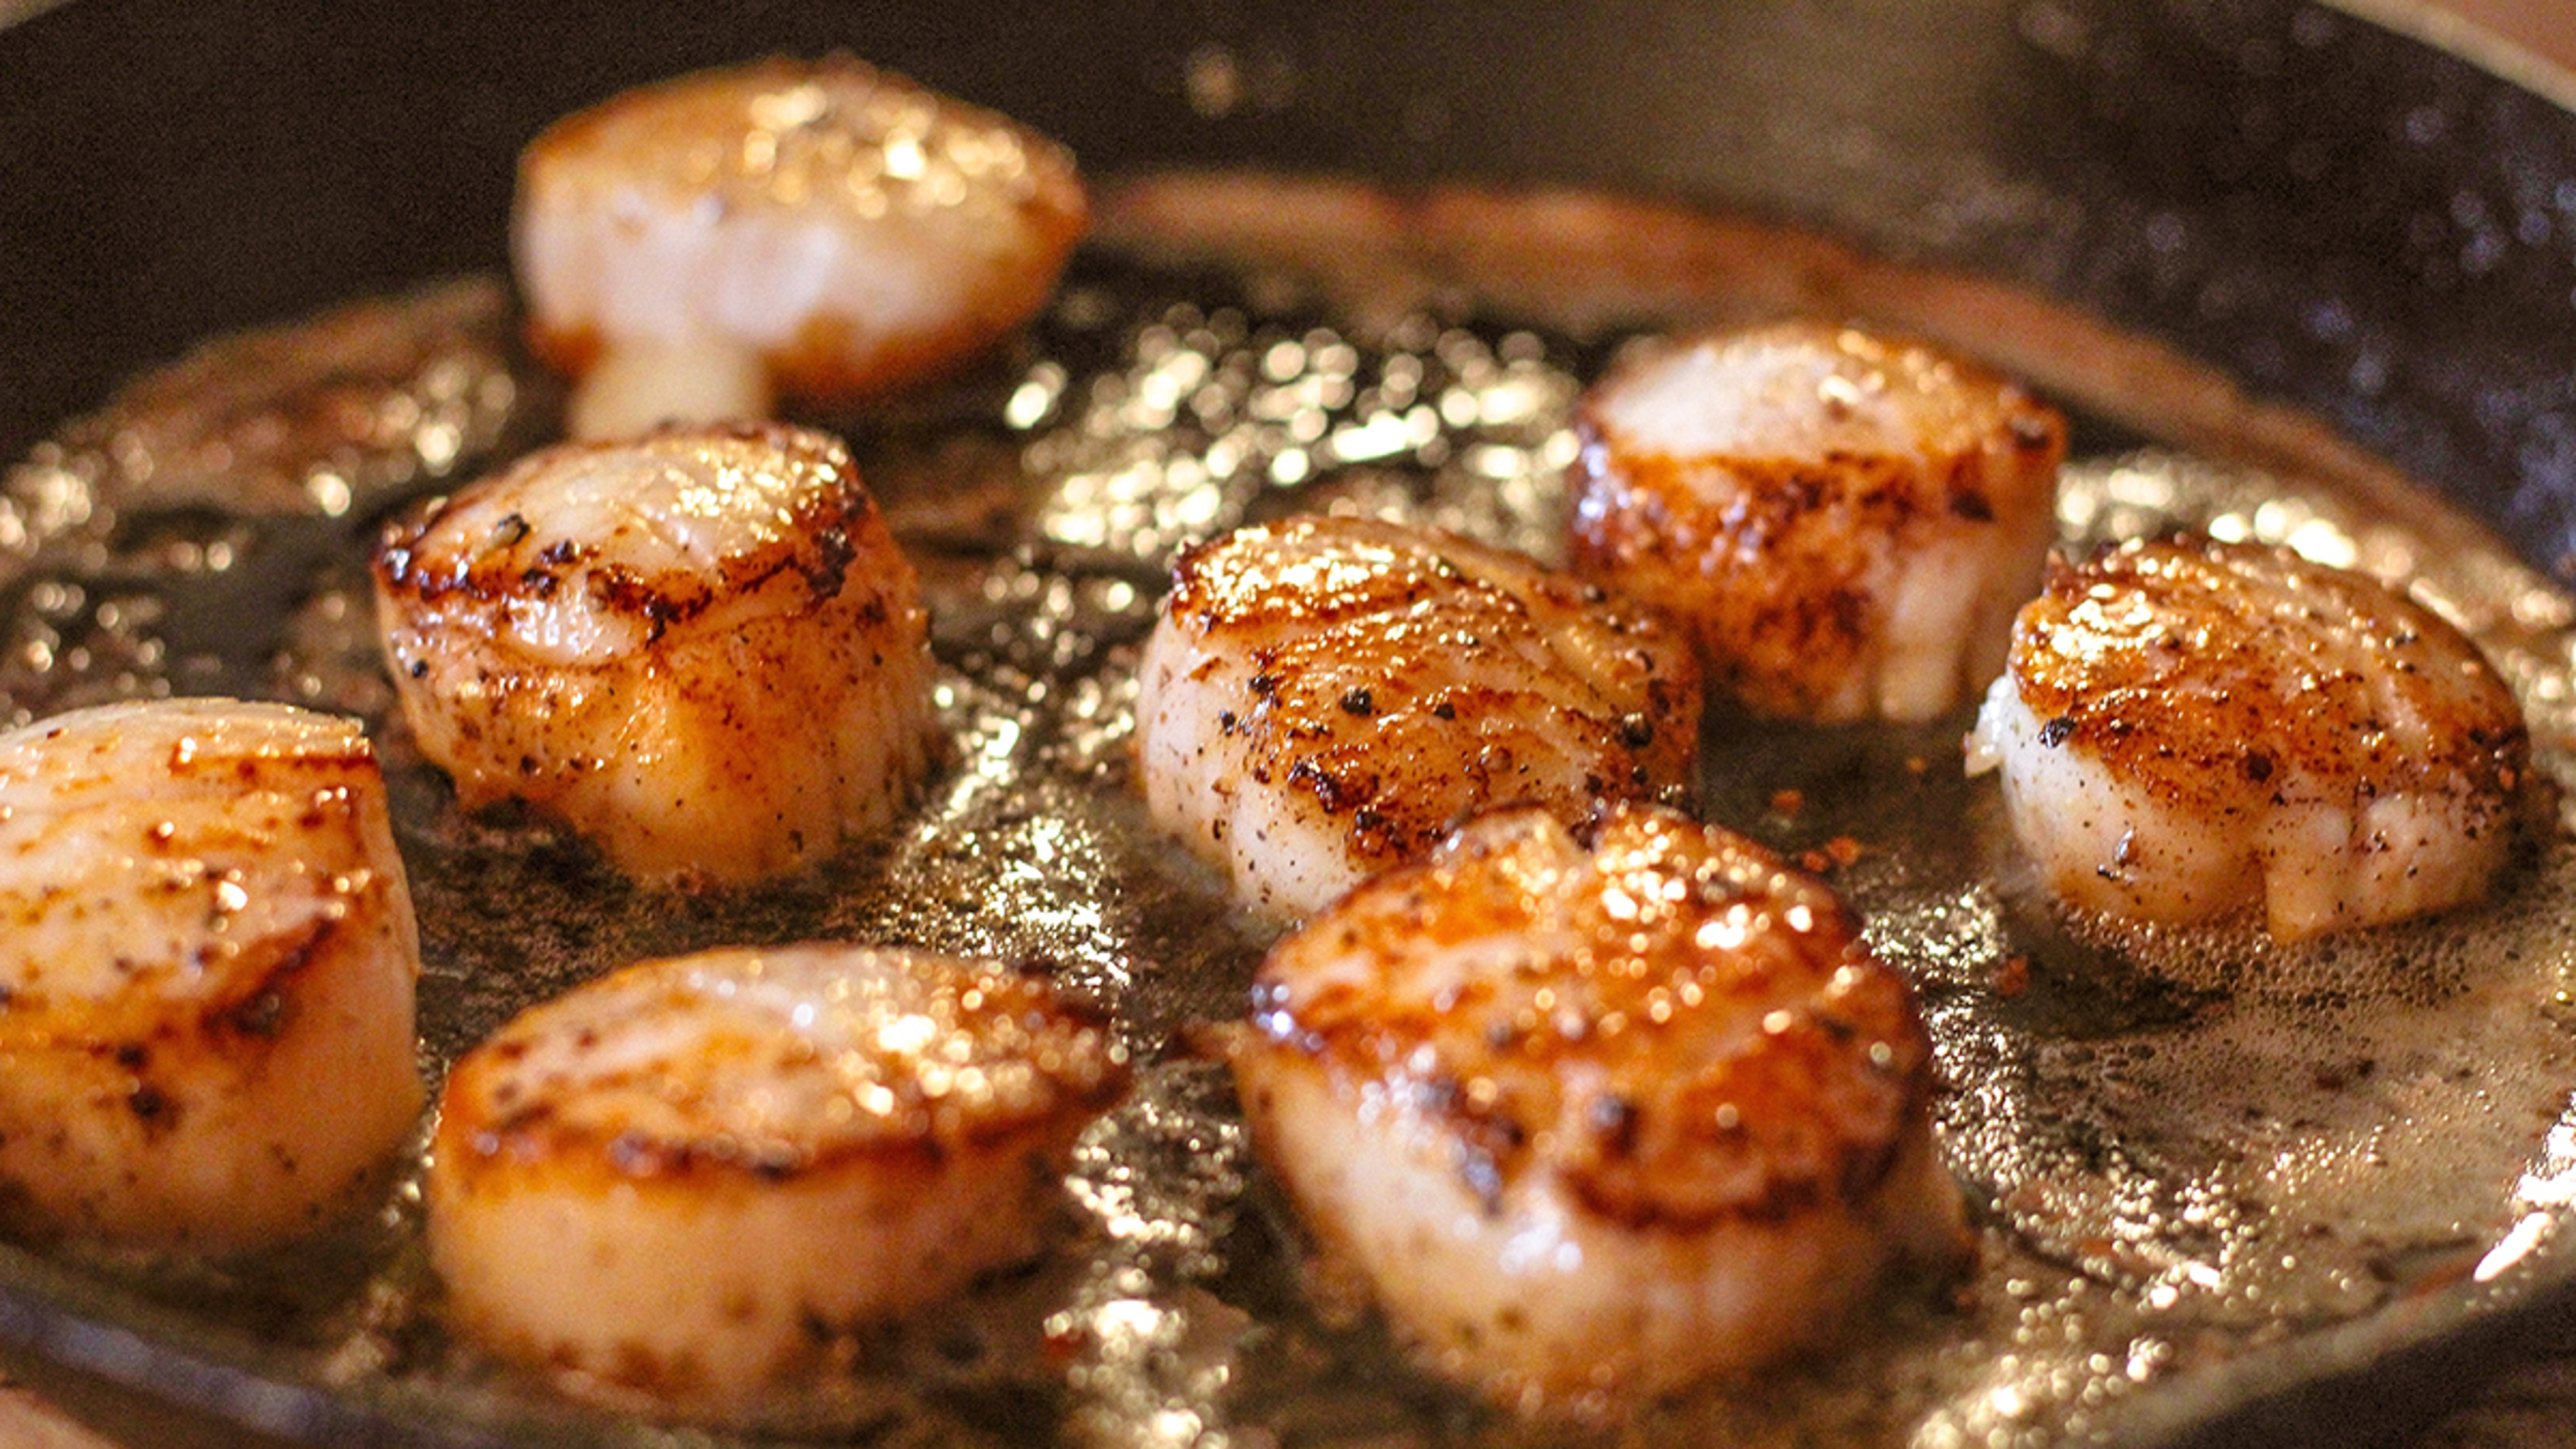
[3,175,2575,1448]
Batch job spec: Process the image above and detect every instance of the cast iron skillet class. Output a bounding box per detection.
[1,1,2574,1445]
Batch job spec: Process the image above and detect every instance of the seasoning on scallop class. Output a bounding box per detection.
[0,699,424,1253]
[1569,319,2065,722]
[1134,515,1703,922]
[1966,534,2530,940]
[516,54,1089,439]
[372,421,934,888]
[1231,802,1965,1412]
[427,943,1127,1419]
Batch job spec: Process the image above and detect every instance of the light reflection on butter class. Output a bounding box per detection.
[1059,1069,1252,1449]
[2475,1100,2576,1282]
[1026,304,1579,564]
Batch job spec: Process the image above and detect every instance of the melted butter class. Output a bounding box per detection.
[5,178,2576,1448]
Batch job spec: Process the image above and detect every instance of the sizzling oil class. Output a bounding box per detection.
[3,178,2576,1448]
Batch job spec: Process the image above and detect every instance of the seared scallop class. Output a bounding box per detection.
[0,699,423,1252]
[517,54,1089,438]
[427,942,1127,1419]
[1570,319,2064,722]
[372,421,934,888]
[1135,515,1702,922]
[1966,535,2529,939]
[1232,802,1964,1411]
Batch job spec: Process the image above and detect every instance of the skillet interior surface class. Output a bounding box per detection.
[4,3,2576,1447]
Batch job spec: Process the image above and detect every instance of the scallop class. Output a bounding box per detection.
[372,421,934,888]
[1966,534,2530,938]
[427,942,1128,1419]
[516,54,1089,438]
[1134,514,1703,922]
[0,699,423,1252]
[1231,802,1964,1411]
[1570,319,2065,722]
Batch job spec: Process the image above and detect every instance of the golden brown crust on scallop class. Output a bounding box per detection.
[436,948,1126,1188]
[2008,535,2528,831]
[0,700,423,1250]
[517,54,1088,405]
[369,421,934,885]
[426,943,1125,1417]
[1156,516,1701,879]
[374,421,880,637]
[1569,320,2063,720]
[1248,803,1933,1230]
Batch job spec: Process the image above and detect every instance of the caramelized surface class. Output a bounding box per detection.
[1138,515,1701,918]
[1253,804,1927,1229]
